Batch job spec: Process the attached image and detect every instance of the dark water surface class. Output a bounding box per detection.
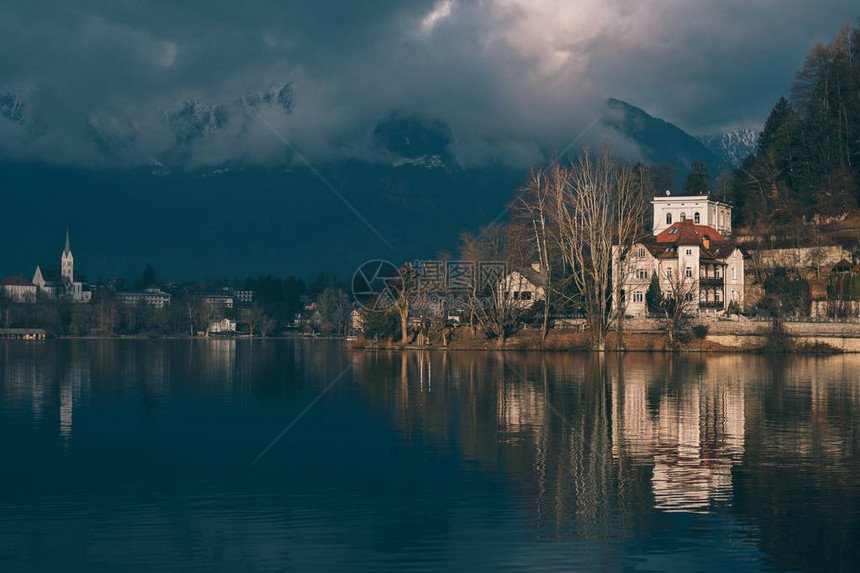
[0,340,858,572]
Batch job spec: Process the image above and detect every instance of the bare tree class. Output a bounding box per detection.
[548,146,648,351]
[390,263,417,344]
[517,165,555,339]
[611,162,650,350]
[458,223,532,347]
[314,287,352,335]
[659,269,698,348]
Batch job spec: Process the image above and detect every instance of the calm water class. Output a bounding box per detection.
[0,340,858,572]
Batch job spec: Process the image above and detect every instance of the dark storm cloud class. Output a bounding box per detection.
[0,0,856,167]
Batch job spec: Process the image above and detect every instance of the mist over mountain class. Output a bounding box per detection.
[0,99,742,282]
[602,98,725,179]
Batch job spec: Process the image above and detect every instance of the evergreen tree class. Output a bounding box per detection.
[683,161,712,195]
[728,21,860,228]
[141,264,158,288]
[645,274,663,317]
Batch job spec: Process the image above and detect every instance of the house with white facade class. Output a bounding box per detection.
[0,276,37,303]
[613,194,745,318]
[499,264,546,309]
[209,318,237,334]
[32,229,91,302]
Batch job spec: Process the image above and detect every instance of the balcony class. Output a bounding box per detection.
[699,301,725,309]
[699,277,724,287]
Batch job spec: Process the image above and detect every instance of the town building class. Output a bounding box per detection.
[499,264,546,309]
[197,291,234,309]
[613,195,745,318]
[0,276,37,303]
[209,318,237,334]
[233,290,255,305]
[116,287,172,308]
[0,328,47,340]
[32,229,91,302]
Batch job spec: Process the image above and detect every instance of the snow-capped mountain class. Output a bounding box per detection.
[698,128,759,168]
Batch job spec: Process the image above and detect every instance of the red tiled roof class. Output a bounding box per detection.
[0,275,35,287]
[638,220,739,261]
[654,220,725,245]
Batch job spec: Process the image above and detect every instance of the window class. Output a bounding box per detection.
[666,213,673,225]
[637,269,648,280]
[715,267,721,278]
[666,267,673,279]
[694,212,700,223]
[668,228,680,235]
[685,293,694,301]
[686,266,693,278]
[732,266,736,280]
[680,212,686,221]
[521,291,532,301]
[633,292,644,303]
[637,247,645,258]
[686,249,692,255]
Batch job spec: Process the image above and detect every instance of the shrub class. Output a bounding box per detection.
[691,324,709,339]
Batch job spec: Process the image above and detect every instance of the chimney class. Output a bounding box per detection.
[703,236,710,250]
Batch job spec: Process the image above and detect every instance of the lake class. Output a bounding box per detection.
[0,340,858,572]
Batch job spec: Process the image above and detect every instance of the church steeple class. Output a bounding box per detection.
[61,227,74,283]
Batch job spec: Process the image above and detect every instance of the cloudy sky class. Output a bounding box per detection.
[0,0,857,168]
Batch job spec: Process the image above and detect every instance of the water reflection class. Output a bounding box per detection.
[350,350,860,571]
[0,341,858,572]
[609,357,746,513]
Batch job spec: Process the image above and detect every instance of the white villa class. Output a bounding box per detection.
[32,229,91,303]
[613,194,745,318]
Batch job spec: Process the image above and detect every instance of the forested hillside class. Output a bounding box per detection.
[730,21,860,232]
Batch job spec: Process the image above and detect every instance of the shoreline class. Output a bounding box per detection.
[346,326,856,353]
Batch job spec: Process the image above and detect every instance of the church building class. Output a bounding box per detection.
[32,229,91,303]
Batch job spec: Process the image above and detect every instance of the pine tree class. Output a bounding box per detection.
[683,161,712,195]
[645,274,663,317]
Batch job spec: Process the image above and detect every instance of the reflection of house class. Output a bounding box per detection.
[613,195,745,317]
[209,318,237,334]
[499,264,546,308]
[610,360,745,513]
[116,287,172,308]
[32,229,91,302]
[0,276,37,303]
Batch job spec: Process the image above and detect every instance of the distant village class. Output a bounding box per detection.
[0,229,357,339]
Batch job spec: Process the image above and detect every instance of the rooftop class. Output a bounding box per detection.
[655,220,725,245]
[1,275,36,287]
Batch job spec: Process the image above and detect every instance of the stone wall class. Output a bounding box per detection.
[811,300,860,319]
[748,245,850,270]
